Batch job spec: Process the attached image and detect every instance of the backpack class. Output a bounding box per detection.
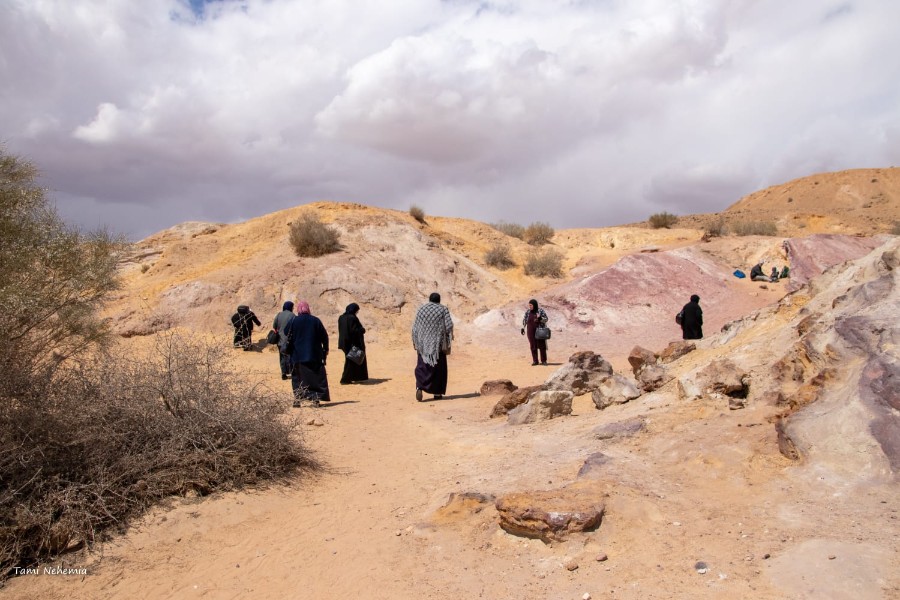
[675,310,684,325]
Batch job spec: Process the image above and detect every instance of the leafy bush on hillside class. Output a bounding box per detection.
[0,149,318,577]
[490,221,525,239]
[409,205,426,223]
[648,212,678,229]
[731,220,778,236]
[524,221,555,246]
[485,241,515,270]
[524,248,564,278]
[289,212,342,256]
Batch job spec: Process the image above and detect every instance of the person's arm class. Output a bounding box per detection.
[252,313,261,326]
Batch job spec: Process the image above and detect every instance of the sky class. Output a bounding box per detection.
[2,0,899,240]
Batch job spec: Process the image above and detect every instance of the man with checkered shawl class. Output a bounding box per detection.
[412,292,454,401]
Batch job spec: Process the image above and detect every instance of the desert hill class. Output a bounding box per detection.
[676,167,900,237]
[6,170,900,599]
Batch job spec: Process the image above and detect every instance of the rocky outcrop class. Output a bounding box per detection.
[495,483,607,542]
[576,452,611,478]
[592,417,646,440]
[490,385,545,418]
[659,341,696,364]
[678,359,750,407]
[627,346,657,377]
[591,374,641,410]
[545,351,613,396]
[479,380,517,396]
[637,364,669,392]
[507,390,574,425]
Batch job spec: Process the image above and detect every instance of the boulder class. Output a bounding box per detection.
[479,379,518,396]
[659,341,696,364]
[490,385,545,418]
[591,374,642,410]
[507,390,574,425]
[577,452,611,478]
[545,351,613,396]
[592,417,646,440]
[496,483,607,542]
[627,345,658,377]
[678,359,750,402]
[637,364,669,392]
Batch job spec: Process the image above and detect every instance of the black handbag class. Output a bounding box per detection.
[347,346,365,365]
[534,326,551,340]
[266,329,279,345]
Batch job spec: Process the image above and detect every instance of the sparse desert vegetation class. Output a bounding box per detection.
[409,205,426,224]
[523,221,555,245]
[731,220,778,236]
[491,221,526,239]
[484,241,515,269]
[648,211,678,229]
[524,247,563,277]
[289,211,342,256]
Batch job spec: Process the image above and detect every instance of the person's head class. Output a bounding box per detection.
[345,302,360,315]
[429,292,441,304]
[690,294,700,303]
[282,300,294,312]
[528,299,539,312]
[237,304,249,313]
[297,300,311,314]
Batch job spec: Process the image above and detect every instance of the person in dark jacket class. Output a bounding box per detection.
[680,294,703,340]
[337,303,368,384]
[284,300,330,407]
[520,298,549,365]
[231,304,261,350]
[273,301,295,380]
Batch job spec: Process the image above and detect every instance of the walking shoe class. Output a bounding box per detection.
[433,394,443,400]
[282,374,289,380]
[312,399,321,408]
[416,388,423,402]
[292,399,302,408]
[532,362,539,366]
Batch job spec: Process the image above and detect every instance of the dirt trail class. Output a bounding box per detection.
[6,326,899,599]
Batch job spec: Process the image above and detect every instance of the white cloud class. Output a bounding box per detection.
[1,0,899,238]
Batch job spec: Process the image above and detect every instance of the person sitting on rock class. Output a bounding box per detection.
[750,263,769,282]
[770,266,780,281]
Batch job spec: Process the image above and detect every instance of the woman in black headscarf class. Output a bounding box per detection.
[338,303,368,384]
[521,298,549,365]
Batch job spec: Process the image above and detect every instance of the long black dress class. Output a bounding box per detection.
[680,300,703,340]
[338,312,368,383]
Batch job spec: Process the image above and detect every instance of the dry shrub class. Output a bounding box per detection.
[485,241,515,270]
[491,221,525,239]
[648,212,678,229]
[409,205,426,223]
[524,221,555,246]
[289,212,341,257]
[731,220,778,236]
[0,334,317,576]
[701,218,727,241]
[524,248,564,278]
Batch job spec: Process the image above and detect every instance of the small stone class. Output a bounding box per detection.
[565,560,579,571]
[394,530,402,536]
[694,561,708,574]
[763,553,771,560]
[672,521,681,526]
[828,555,836,560]
[595,553,608,562]
[583,594,592,600]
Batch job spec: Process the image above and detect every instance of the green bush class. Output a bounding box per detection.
[648,212,678,229]
[524,221,555,246]
[409,205,426,224]
[524,248,564,278]
[289,212,342,256]
[490,221,525,239]
[484,242,515,270]
[731,220,778,236]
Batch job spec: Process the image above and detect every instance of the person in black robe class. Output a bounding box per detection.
[680,294,703,340]
[284,300,330,407]
[338,303,368,384]
[411,292,453,401]
[231,305,261,350]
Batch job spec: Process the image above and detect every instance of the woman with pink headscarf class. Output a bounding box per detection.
[282,300,330,407]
